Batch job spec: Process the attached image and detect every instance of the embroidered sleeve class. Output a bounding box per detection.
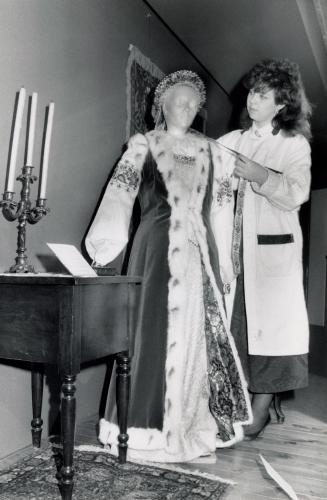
[110,158,141,192]
[85,134,148,265]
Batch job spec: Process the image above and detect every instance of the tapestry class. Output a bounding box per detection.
[0,446,229,499]
[125,44,207,140]
[126,44,165,140]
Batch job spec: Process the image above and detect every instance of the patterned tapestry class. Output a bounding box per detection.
[126,45,165,140]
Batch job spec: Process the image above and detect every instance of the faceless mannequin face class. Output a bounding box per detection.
[162,85,200,134]
[247,87,284,128]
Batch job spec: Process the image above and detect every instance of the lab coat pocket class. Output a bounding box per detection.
[257,234,295,277]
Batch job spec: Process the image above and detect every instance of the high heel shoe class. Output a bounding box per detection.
[243,414,271,441]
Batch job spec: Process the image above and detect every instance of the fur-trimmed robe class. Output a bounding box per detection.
[85,129,252,463]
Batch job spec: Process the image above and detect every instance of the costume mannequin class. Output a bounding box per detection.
[86,70,251,462]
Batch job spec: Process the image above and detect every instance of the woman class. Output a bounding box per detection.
[218,59,312,438]
[86,70,251,463]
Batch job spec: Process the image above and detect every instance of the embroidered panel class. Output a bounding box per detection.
[126,46,164,139]
[110,159,140,192]
[173,153,196,167]
[215,176,233,207]
[232,178,246,275]
[202,266,249,442]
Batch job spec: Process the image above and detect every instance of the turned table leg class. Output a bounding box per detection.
[116,351,130,464]
[31,363,44,448]
[60,374,76,500]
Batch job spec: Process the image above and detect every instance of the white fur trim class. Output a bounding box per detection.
[99,419,165,450]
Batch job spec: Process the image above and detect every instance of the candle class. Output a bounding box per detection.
[26,92,38,166]
[5,87,26,192]
[38,101,54,199]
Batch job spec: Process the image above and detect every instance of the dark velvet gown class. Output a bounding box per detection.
[86,130,252,462]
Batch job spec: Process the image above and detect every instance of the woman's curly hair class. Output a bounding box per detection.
[241,58,312,139]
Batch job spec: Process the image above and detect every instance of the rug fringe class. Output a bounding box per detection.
[74,444,236,485]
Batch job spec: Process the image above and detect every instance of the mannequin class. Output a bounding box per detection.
[86,70,252,462]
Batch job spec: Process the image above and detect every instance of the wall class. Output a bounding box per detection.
[0,0,231,458]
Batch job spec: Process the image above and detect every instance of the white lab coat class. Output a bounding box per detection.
[218,124,311,355]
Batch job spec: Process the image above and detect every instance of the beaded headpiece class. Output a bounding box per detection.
[152,70,206,124]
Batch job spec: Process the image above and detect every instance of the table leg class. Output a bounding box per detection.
[31,363,44,448]
[116,351,130,464]
[60,374,76,500]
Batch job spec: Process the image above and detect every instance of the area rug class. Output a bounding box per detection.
[0,446,229,499]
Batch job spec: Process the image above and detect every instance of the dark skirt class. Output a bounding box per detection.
[231,271,308,393]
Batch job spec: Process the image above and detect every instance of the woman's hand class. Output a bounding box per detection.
[233,153,268,186]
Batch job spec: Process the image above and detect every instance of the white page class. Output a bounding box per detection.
[259,455,299,500]
[47,243,97,277]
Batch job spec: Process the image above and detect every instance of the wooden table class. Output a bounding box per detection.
[0,274,141,499]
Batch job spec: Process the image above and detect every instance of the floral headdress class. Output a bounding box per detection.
[152,70,206,126]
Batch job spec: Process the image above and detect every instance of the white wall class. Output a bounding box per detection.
[0,0,231,458]
[308,188,327,326]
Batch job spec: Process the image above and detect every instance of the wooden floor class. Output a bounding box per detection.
[1,373,327,499]
[75,373,327,500]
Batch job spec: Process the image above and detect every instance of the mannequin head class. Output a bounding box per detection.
[152,70,206,132]
[162,84,200,134]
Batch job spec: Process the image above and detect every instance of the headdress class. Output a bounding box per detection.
[152,70,206,126]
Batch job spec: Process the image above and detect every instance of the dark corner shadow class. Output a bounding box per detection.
[226,76,248,132]
[311,135,327,190]
[93,355,115,419]
[45,364,62,436]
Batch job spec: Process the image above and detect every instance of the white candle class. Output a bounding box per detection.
[38,101,54,199]
[6,87,26,192]
[26,92,38,166]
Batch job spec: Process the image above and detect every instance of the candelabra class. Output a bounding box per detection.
[0,165,49,273]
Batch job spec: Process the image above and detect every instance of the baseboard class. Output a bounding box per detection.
[0,438,48,469]
[309,324,327,378]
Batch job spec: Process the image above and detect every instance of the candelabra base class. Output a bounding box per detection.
[8,261,36,273]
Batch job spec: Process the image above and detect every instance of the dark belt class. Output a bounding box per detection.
[257,233,294,245]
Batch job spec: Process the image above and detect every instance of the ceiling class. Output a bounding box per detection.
[145,0,327,186]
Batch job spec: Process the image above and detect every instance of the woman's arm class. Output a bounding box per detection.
[234,137,311,211]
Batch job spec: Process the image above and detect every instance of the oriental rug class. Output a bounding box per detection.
[0,446,229,499]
